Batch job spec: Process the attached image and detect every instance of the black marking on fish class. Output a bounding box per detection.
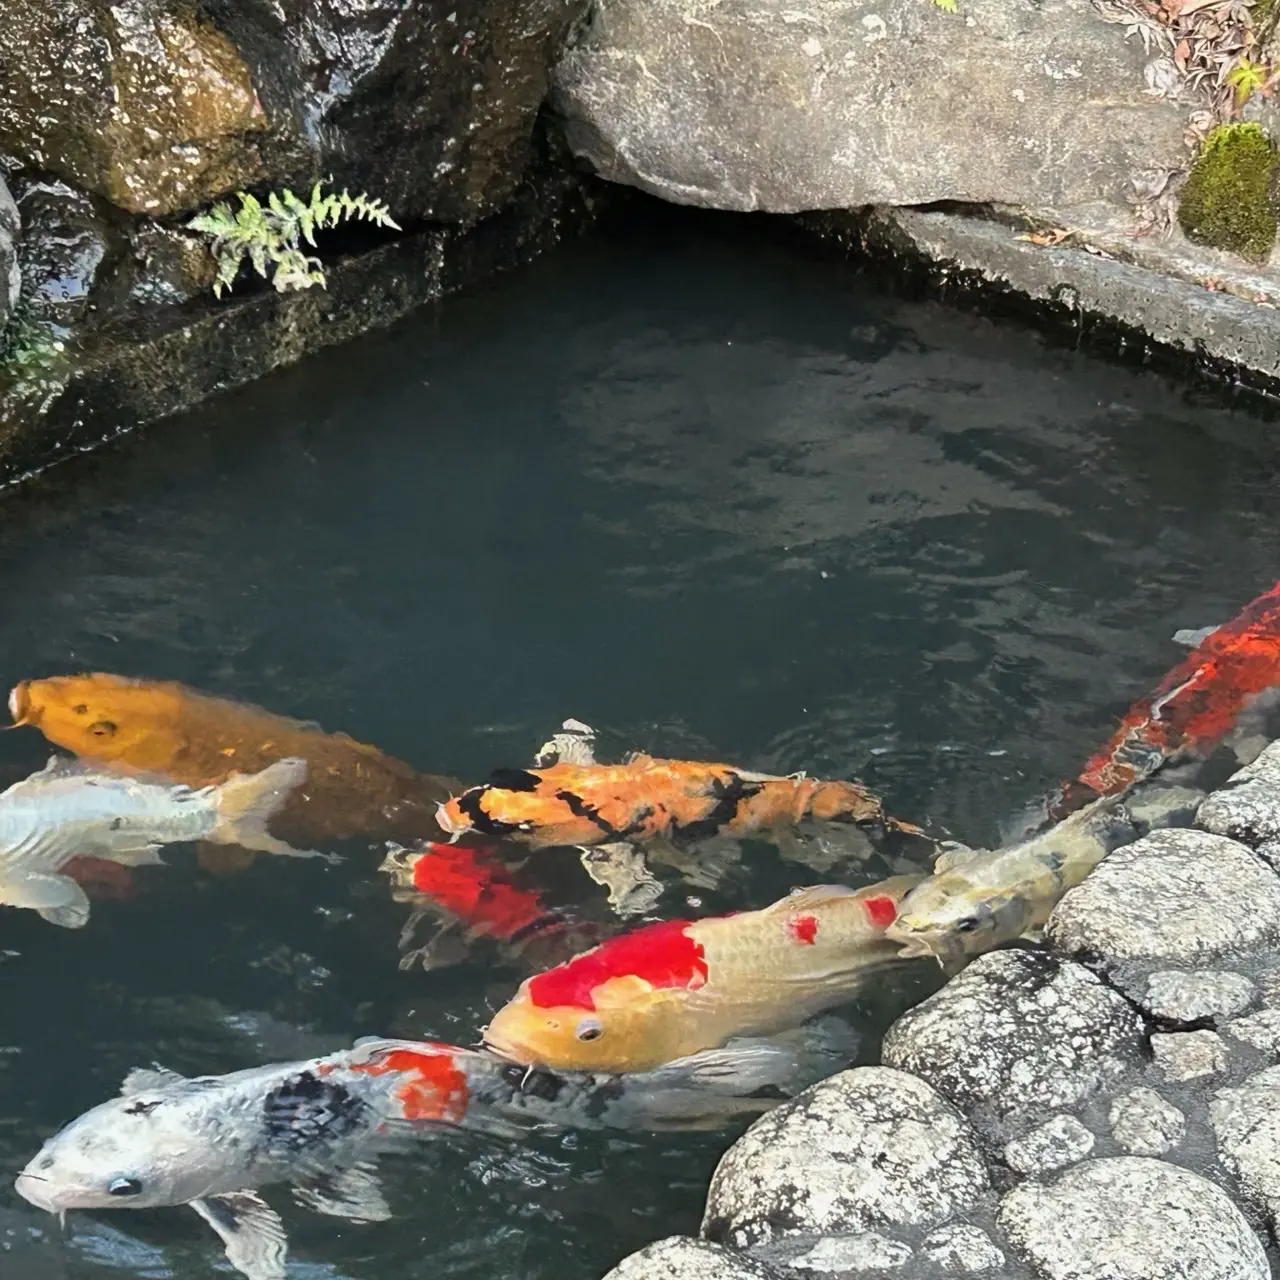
[616,804,656,840]
[456,787,523,837]
[487,768,541,792]
[124,1099,163,1116]
[110,818,124,831]
[261,1071,369,1152]
[554,789,619,839]
[676,772,763,841]
[500,1062,567,1104]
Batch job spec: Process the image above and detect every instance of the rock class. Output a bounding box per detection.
[1210,1067,1280,1232]
[755,1233,913,1272]
[551,0,1187,221]
[1125,785,1207,836]
[919,1224,1006,1274]
[1199,741,1280,849]
[0,173,18,326]
[1108,1088,1186,1157]
[0,0,588,221]
[701,1067,989,1251]
[1046,829,1280,970]
[1224,1008,1280,1056]
[998,1157,1269,1280]
[14,179,120,328]
[602,1237,782,1280]
[1002,1114,1095,1176]
[1142,970,1256,1026]
[881,950,1144,1133]
[107,221,217,313]
[1151,1030,1228,1082]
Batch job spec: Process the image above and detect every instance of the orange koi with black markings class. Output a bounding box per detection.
[483,877,923,1072]
[437,754,919,850]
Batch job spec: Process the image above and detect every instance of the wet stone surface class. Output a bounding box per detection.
[602,1237,784,1280]
[1001,1115,1095,1177]
[881,950,1144,1141]
[701,1067,991,1252]
[1140,969,1256,1026]
[1210,1066,1280,1234]
[1107,1088,1186,1158]
[0,172,18,326]
[1150,1030,1229,1083]
[1198,741,1280,851]
[997,1158,1270,1280]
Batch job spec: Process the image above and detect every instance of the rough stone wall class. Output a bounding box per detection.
[603,740,1280,1280]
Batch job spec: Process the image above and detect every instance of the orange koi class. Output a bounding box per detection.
[482,877,923,1072]
[437,754,919,850]
[1051,580,1280,817]
[9,674,463,863]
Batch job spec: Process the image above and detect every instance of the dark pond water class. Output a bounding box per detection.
[1,203,1279,1280]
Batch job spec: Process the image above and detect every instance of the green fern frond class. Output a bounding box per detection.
[930,0,958,11]
[185,178,401,298]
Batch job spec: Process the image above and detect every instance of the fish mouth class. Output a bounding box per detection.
[8,682,32,727]
[14,1169,62,1215]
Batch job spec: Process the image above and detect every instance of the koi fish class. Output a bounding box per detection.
[887,790,1145,969]
[16,1030,851,1280]
[0,756,317,928]
[482,877,923,1072]
[1050,580,1280,817]
[9,674,463,862]
[437,754,920,850]
[380,842,594,971]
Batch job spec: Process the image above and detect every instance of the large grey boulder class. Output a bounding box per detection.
[0,0,587,220]
[1210,1066,1280,1234]
[1046,829,1280,973]
[998,1157,1269,1280]
[0,173,18,329]
[881,950,1144,1137]
[701,1067,989,1250]
[602,1237,782,1280]
[1198,741,1280,850]
[551,0,1188,221]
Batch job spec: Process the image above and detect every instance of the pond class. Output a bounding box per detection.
[1,202,1278,1280]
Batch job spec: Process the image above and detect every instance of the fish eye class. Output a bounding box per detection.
[575,1018,604,1042]
[954,917,982,934]
[88,720,117,737]
[72,704,88,715]
[107,1176,143,1197]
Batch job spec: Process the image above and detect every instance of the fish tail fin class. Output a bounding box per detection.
[211,758,329,860]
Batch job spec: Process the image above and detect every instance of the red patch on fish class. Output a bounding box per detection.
[862,895,898,928]
[63,857,137,901]
[409,843,550,939]
[527,918,707,1010]
[349,1045,470,1123]
[789,914,819,945]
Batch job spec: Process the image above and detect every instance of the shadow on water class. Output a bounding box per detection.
[0,202,1279,1278]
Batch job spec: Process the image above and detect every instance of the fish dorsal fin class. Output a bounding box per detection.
[120,1065,186,1096]
[763,884,861,914]
[190,1191,288,1280]
[292,1162,390,1222]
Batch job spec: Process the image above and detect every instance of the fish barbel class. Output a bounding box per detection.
[0,756,318,928]
[9,673,462,856]
[437,755,921,850]
[15,1030,849,1280]
[886,794,1139,969]
[482,877,923,1072]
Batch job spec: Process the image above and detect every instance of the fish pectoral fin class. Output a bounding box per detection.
[292,1162,390,1222]
[0,873,91,928]
[1171,623,1220,648]
[190,1191,288,1280]
[933,842,984,873]
[120,1064,187,1095]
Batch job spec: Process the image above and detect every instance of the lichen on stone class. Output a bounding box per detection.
[1177,123,1278,265]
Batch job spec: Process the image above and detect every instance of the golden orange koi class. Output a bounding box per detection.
[482,877,923,1072]
[9,674,462,865]
[437,755,920,850]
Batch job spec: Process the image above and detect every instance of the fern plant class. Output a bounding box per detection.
[930,0,957,10]
[186,181,401,298]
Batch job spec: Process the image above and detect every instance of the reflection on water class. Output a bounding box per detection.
[0,204,1278,1279]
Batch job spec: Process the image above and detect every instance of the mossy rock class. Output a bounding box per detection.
[1178,123,1278,265]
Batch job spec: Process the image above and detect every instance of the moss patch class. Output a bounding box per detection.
[1178,123,1279,264]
